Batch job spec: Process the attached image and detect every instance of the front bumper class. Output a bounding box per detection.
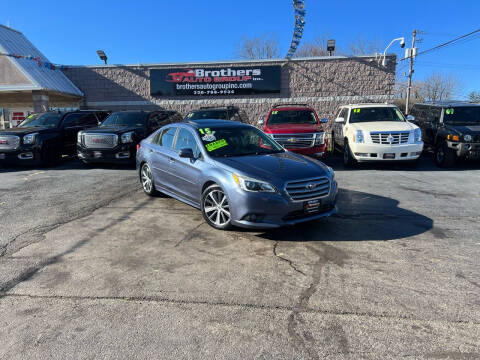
[0,146,41,165]
[284,143,328,158]
[229,180,338,229]
[350,142,424,162]
[447,141,480,159]
[77,144,136,163]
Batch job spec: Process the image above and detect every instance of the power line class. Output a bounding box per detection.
[399,28,480,61]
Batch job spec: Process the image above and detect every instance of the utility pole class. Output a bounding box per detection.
[405,29,417,114]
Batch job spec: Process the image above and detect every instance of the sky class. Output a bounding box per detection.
[1,0,479,98]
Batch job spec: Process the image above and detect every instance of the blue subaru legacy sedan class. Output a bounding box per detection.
[136,119,338,230]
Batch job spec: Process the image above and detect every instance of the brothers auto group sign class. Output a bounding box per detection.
[150,66,281,96]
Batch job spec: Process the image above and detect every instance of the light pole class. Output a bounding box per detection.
[378,37,405,67]
[96,50,108,65]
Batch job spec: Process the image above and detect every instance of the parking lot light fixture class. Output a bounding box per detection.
[379,37,405,66]
[96,50,108,65]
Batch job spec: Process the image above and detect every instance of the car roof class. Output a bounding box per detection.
[341,103,398,109]
[185,119,249,128]
[413,101,480,108]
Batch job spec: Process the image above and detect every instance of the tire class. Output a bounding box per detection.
[140,163,158,196]
[343,140,357,167]
[201,184,232,230]
[434,143,456,168]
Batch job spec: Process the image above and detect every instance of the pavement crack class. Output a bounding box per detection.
[174,222,204,247]
[273,242,306,276]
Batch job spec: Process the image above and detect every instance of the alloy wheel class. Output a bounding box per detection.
[141,164,153,194]
[203,188,231,227]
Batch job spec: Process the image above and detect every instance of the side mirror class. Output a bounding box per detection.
[335,117,345,123]
[257,119,265,126]
[178,148,194,158]
[320,118,328,123]
[406,115,415,122]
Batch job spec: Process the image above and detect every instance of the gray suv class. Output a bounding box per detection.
[136,119,338,230]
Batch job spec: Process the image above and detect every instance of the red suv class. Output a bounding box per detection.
[259,104,328,158]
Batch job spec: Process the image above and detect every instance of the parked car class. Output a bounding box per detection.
[77,110,182,164]
[410,101,480,167]
[258,104,328,158]
[184,106,248,123]
[332,104,424,166]
[0,110,108,166]
[136,119,338,230]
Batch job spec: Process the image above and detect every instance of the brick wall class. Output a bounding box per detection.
[61,56,396,129]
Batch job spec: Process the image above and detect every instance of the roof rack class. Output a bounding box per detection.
[199,105,238,110]
[272,103,310,108]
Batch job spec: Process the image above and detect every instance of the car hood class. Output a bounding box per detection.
[213,151,330,186]
[82,126,141,135]
[0,126,55,136]
[264,123,322,134]
[350,121,416,132]
[444,124,480,135]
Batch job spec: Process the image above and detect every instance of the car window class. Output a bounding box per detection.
[96,112,110,122]
[174,128,200,157]
[268,110,317,125]
[62,113,85,127]
[349,107,405,123]
[340,108,349,120]
[158,127,177,149]
[79,113,99,126]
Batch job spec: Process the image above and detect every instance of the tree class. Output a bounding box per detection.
[294,35,330,57]
[469,91,480,103]
[414,73,462,102]
[236,34,280,60]
[346,36,382,56]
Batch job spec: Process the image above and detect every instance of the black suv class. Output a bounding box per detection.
[184,106,248,123]
[77,110,182,164]
[410,102,480,167]
[0,110,109,166]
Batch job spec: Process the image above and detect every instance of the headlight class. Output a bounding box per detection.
[121,131,134,143]
[354,130,364,143]
[77,131,83,144]
[23,133,38,145]
[314,132,325,145]
[414,128,422,142]
[233,174,276,193]
[464,134,472,142]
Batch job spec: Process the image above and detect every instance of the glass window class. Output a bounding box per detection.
[62,113,85,127]
[18,112,63,128]
[340,108,349,120]
[78,113,99,126]
[101,112,147,128]
[443,106,480,125]
[158,127,177,149]
[349,107,405,123]
[174,128,200,157]
[268,110,317,125]
[198,126,284,157]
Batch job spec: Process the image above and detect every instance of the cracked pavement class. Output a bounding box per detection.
[0,156,479,359]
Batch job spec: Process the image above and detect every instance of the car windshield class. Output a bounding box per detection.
[187,110,230,120]
[198,126,284,157]
[17,113,63,128]
[443,107,480,125]
[101,112,147,127]
[268,110,317,125]
[349,107,405,123]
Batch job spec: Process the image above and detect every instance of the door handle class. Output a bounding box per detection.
[169,157,175,163]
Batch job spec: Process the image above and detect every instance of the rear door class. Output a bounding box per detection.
[150,126,178,191]
[61,113,88,155]
[168,127,203,204]
[334,108,349,147]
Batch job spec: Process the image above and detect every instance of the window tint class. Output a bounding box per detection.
[158,127,177,149]
[62,113,86,127]
[79,113,98,126]
[340,108,349,120]
[174,128,200,157]
[96,112,110,122]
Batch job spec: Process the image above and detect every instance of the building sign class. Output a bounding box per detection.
[150,66,281,97]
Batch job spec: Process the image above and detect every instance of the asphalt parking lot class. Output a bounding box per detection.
[0,155,479,359]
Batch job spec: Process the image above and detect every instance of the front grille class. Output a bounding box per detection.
[285,177,331,201]
[370,131,410,145]
[0,135,20,150]
[283,204,334,221]
[273,133,315,149]
[84,134,118,149]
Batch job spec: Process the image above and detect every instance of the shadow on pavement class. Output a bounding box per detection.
[0,158,135,173]
[258,188,433,242]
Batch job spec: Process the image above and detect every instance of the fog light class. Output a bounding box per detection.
[354,153,368,157]
[18,152,33,160]
[242,214,265,223]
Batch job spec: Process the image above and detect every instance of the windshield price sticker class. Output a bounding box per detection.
[272,111,278,115]
[206,139,228,152]
[445,108,454,115]
[354,108,361,113]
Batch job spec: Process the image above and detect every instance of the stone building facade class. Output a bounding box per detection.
[62,56,396,128]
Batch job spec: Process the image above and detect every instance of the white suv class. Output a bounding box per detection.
[332,104,424,166]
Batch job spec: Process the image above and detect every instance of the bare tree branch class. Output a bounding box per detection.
[236,34,280,60]
[347,36,383,56]
[414,73,462,101]
[294,35,330,57]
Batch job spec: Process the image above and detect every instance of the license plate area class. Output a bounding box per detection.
[383,153,395,159]
[93,151,102,159]
[0,153,5,160]
[304,199,321,214]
